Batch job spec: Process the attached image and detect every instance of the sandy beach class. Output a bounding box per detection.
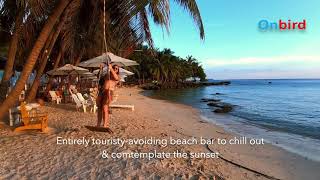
[0,87,319,180]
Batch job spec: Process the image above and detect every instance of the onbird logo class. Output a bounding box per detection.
[258,19,306,31]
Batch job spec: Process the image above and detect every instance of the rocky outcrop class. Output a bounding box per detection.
[141,83,161,90]
[213,105,233,113]
[140,81,231,90]
[201,98,221,103]
[206,101,234,113]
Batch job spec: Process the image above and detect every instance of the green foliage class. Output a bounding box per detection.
[128,45,206,84]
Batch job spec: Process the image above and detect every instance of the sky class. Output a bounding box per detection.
[149,0,320,79]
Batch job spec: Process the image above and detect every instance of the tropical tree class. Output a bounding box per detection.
[0,0,71,120]
[128,46,206,87]
[26,11,68,101]
[0,0,205,120]
[0,0,51,102]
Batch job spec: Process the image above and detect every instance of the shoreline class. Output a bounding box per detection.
[0,86,319,179]
[139,87,320,179]
[144,85,320,163]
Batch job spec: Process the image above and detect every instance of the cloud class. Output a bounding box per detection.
[206,68,320,79]
[203,55,320,67]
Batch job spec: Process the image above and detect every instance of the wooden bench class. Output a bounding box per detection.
[14,102,48,132]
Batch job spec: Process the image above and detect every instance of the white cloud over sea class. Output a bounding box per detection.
[203,55,320,79]
[203,55,320,67]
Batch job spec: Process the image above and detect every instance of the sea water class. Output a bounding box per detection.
[146,79,320,162]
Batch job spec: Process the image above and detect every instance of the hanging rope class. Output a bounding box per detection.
[102,0,111,80]
[103,0,108,54]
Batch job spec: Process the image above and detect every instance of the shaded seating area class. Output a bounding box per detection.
[44,63,136,114]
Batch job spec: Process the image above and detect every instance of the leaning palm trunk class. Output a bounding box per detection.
[0,10,24,103]
[46,48,63,91]
[0,0,71,120]
[2,10,24,82]
[26,16,66,102]
[74,52,83,66]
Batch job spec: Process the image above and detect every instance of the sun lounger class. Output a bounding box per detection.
[49,91,62,104]
[77,92,97,113]
[14,102,48,132]
[109,104,134,111]
[111,94,119,103]
[71,94,87,112]
[76,93,87,103]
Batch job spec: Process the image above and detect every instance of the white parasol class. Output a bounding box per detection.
[93,67,134,76]
[78,52,139,68]
[47,64,89,76]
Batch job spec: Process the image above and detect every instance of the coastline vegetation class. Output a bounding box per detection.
[128,46,207,89]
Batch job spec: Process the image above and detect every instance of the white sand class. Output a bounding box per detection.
[0,86,319,179]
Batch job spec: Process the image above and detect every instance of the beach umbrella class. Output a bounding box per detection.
[119,68,134,76]
[93,67,134,76]
[47,64,89,76]
[78,52,139,68]
[119,75,127,82]
[80,72,96,77]
[80,72,98,81]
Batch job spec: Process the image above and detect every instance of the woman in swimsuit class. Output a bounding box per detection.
[96,63,119,128]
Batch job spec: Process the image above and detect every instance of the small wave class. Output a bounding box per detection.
[200,112,320,162]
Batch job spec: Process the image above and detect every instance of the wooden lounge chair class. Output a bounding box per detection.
[71,94,87,112]
[14,102,48,132]
[49,91,62,104]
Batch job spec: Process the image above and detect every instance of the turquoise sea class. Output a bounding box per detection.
[146,79,320,162]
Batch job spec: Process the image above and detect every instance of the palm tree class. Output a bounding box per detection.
[0,0,206,120]
[0,0,51,102]
[0,0,71,120]
[26,12,67,101]
[129,46,206,87]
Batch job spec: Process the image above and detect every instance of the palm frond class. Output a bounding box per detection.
[174,0,204,39]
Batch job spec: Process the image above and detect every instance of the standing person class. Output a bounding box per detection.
[96,63,119,128]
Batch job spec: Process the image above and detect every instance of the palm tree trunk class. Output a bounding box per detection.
[0,0,71,120]
[74,52,83,66]
[26,16,66,102]
[26,55,48,102]
[46,48,63,91]
[0,10,24,103]
[2,9,24,82]
[53,49,63,69]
